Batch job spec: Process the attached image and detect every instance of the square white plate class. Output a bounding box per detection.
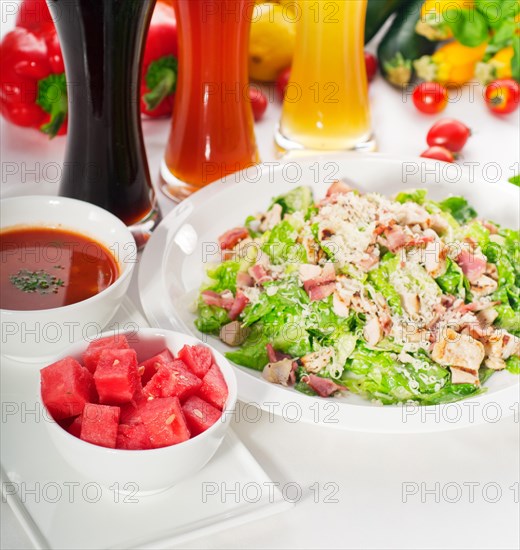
[1,299,292,549]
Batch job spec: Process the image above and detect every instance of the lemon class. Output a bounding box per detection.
[249,2,296,82]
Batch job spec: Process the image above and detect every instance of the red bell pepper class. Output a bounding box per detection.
[0,26,67,137]
[141,0,178,117]
[15,0,55,33]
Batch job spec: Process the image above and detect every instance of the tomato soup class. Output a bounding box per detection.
[0,227,119,311]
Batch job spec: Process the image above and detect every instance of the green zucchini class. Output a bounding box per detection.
[365,0,411,44]
[377,0,437,87]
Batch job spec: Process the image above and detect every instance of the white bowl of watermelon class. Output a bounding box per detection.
[40,328,237,495]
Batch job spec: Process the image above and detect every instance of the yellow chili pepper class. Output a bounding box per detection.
[416,0,474,41]
[414,41,488,87]
[475,46,514,85]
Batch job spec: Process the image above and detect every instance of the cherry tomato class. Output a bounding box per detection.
[426,119,471,152]
[484,79,520,115]
[249,86,268,121]
[365,51,378,82]
[275,67,291,101]
[420,146,455,163]
[412,82,448,114]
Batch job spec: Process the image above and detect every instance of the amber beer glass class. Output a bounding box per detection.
[160,0,259,201]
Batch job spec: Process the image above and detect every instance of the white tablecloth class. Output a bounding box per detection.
[1,13,520,550]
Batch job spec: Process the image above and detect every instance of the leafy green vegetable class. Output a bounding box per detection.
[509,174,520,187]
[294,381,318,396]
[443,8,488,47]
[394,189,427,205]
[435,258,465,297]
[194,304,229,334]
[204,261,240,294]
[262,220,304,264]
[270,186,313,215]
[368,254,403,314]
[506,356,520,374]
[438,196,478,224]
[225,338,269,371]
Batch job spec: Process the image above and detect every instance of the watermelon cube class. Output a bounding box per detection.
[82,334,130,373]
[116,423,152,450]
[197,364,228,410]
[41,357,94,420]
[143,360,201,401]
[68,415,83,438]
[138,348,175,385]
[80,404,120,448]
[119,392,148,424]
[93,349,140,405]
[138,397,190,448]
[178,345,213,379]
[182,396,222,436]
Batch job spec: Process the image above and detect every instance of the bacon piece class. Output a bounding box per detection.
[248,263,272,285]
[456,249,487,283]
[218,227,249,250]
[302,375,345,397]
[201,290,235,310]
[236,271,254,288]
[326,179,355,197]
[301,263,336,302]
[307,283,335,302]
[381,226,408,252]
[228,290,249,321]
[265,343,292,364]
[480,220,498,234]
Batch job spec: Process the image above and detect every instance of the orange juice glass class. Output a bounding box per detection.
[161,0,259,201]
[275,0,375,153]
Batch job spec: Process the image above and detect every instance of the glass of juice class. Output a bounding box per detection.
[49,0,161,248]
[160,0,259,202]
[275,0,375,153]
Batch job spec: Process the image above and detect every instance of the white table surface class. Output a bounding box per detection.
[1,13,520,550]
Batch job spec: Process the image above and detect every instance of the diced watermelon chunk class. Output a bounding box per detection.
[178,345,213,378]
[119,392,148,424]
[143,360,201,401]
[82,334,130,373]
[197,364,228,410]
[116,423,152,450]
[138,397,190,448]
[80,404,120,448]
[182,396,222,436]
[138,348,175,385]
[68,415,83,438]
[93,349,140,405]
[41,357,94,420]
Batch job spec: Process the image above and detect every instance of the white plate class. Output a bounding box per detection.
[0,299,292,549]
[139,154,520,433]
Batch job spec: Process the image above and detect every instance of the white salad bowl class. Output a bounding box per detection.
[41,328,238,495]
[138,154,520,433]
[0,196,136,361]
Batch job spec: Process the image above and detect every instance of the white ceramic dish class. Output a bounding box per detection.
[0,196,136,361]
[139,154,520,433]
[42,328,238,495]
[1,299,292,549]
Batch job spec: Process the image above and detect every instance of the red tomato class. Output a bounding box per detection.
[364,51,378,82]
[484,79,520,115]
[412,83,448,114]
[248,86,268,121]
[276,67,291,101]
[426,119,471,152]
[420,146,455,163]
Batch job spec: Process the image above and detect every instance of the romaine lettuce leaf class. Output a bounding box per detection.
[194,304,230,334]
[438,196,478,224]
[270,186,313,215]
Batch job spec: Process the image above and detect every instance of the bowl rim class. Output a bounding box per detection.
[41,327,238,454]
[0,195,136,315]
